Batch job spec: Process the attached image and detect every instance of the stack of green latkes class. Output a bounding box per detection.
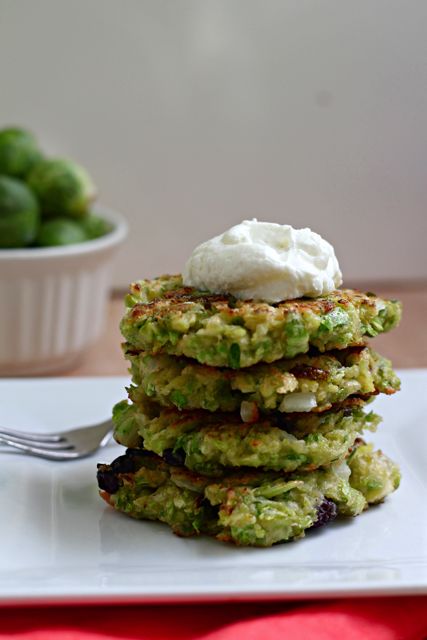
[97,275,402,547]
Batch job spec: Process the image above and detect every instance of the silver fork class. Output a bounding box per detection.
[0,419,113,460]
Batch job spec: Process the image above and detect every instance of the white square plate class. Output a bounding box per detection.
[0,372,426,605]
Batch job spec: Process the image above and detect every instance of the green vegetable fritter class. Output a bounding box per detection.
[120,275,402,368]
[347,442,401,503]
[97,443,400,546]
[112,398,380,475]
[126,345,399,414]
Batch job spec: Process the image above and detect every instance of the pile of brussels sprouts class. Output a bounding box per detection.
[0,126,113,248]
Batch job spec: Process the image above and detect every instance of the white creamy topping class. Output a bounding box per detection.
[183,219,342,302]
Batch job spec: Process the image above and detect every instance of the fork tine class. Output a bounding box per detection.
[0,418,114,461]
[0,437,82,460]
[0,433,73,450]
[0,429,63,442]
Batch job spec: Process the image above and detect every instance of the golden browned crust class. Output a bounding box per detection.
[128,284,377,321]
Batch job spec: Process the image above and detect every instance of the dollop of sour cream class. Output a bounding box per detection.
[182,219,342,302]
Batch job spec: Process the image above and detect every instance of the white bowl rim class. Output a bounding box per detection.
[0,205,128,260]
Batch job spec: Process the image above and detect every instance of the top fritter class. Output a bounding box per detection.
[120,275,401,369]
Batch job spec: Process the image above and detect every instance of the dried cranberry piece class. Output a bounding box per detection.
[163,448,186,466]
[97,465,122,494]
[312,498,338,528]
[111,454,137,474]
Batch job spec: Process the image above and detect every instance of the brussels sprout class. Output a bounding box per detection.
[0,127,43,178]
[28,158,96,219]
[79,213,113,240]
[36,218,87,247]
[0,176,40,248]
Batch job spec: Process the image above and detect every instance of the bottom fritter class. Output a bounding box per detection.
[97,442,400,547]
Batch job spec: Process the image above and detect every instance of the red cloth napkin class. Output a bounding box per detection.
[0,597,426,640]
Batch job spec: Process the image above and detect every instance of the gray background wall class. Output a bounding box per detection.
[1,0,426,286]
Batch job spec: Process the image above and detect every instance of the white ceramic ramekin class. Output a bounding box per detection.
[0,207,127,375]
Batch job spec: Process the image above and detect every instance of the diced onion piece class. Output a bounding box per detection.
[279,392,317,413]
[240,401,260,423]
